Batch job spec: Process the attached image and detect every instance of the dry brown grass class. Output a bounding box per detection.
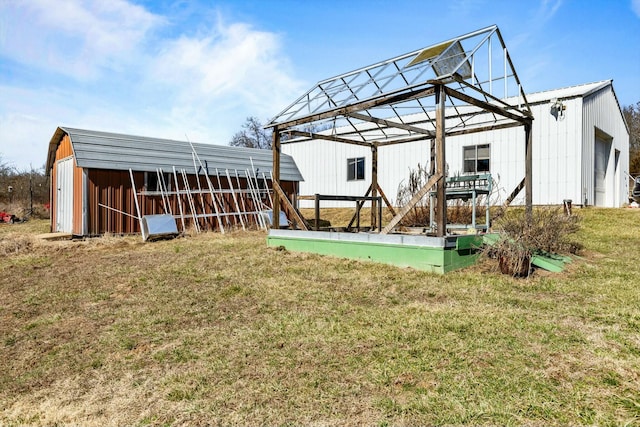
[1,214,640,426]
[300,207,395,228]
[0,233,36,256]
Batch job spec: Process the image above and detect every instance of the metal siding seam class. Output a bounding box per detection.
[82,168,88,236]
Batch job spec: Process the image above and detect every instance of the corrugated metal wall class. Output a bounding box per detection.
[88,170,139,234]
[582,86,629,207]
[85,169,297,235]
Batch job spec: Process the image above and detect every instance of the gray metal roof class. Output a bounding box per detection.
[512,80,612,104]
[46,127,303,181]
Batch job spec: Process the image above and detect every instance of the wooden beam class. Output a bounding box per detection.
[375,134,433,147]
[525,121,533,221]
[504,177,526,206]
[371,145,378,229]
[346,111,436,137]
[272,179,309,231]
[376,183,397,217]
[493,177,525,221]
[446,120,524,137]
[373,121,523,147]
[452,75,533,119]
[381,172,442,234]
[269,86,436,130]
[286,129,372,147]
[435,84,447,237]
[272,130,281,228]
[347,185,372,230]
[443,86,530,124]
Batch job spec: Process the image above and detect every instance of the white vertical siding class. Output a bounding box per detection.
[531,96,583,205]
[283,140,371,208]
[56,156,74,233]
[582,86,630,207]
[378,140,431,205]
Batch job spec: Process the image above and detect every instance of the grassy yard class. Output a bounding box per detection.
[0,208,639,426]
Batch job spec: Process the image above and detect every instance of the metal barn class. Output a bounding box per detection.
[283,80,629,208]
[46,127,302,236]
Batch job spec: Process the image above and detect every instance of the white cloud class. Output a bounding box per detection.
[0,2,305,170]
[150,17,303,118]
[633,0,640,18]
[0,0,164,80]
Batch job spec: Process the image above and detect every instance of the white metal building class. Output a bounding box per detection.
[283,80,629,208]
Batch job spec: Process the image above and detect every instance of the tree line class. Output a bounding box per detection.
[0,159,49,217]
[624,102,640,176]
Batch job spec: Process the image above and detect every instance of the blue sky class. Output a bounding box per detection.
[1,0,639,171]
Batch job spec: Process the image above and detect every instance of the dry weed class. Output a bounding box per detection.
[0,233,37,256]
[485,207,582,277]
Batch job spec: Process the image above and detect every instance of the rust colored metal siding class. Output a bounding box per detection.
[88,170,140,235]
[56,135,74,159]
[72,165,84,235]
[85,168,298,235]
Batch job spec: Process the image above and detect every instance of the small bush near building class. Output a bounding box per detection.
[486,207,582,277]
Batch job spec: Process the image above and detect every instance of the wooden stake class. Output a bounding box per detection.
[382,173,442,234]
[272,130,281,228]
[272,180,308,231]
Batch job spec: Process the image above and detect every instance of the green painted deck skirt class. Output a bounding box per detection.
[267,229,485,273]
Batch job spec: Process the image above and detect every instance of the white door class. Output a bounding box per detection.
[56,157,74,233]
[594,137,610,207]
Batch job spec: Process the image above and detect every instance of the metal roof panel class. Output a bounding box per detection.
[46,127,303,182]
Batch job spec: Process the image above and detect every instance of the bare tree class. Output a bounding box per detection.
[229,117,272,150]
[0,154,11,177]
[624,102,640,175]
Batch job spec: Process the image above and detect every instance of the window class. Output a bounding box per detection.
[347,157,365,181]
[145,172,172,192]
[463,144,490,173]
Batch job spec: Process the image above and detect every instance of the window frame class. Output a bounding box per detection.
[144,171,172,192]
[347,157,365,181]
[463,144,490,174]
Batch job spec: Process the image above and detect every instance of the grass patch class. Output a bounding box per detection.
[0,212,639,425]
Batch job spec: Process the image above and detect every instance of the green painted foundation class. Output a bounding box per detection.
[267,229,485,273]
